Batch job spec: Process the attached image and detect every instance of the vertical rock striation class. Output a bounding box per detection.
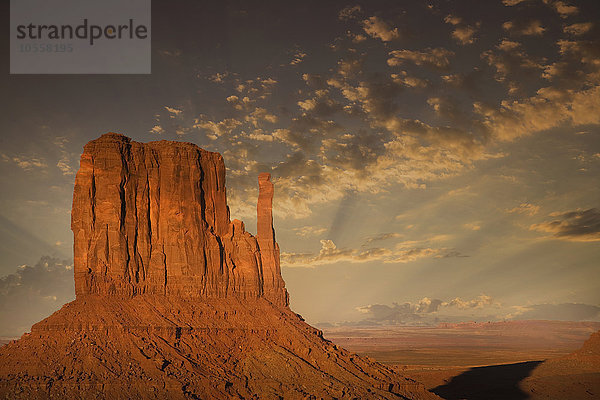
[71,133,288,306]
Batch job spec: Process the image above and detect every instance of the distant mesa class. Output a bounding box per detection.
[0,133,440,399]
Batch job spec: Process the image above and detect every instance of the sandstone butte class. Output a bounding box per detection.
[0,133,440,400]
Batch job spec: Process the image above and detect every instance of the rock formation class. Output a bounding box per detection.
[71,133,288,306]
[0,133,439,400]
[256,172,288,307]
[517,329,600,399]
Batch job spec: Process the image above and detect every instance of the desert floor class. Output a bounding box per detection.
[322,321,600,400]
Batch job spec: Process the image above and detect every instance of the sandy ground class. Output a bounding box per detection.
[322,321,600,400]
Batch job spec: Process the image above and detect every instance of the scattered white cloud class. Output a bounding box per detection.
[362,16,400,42]
[56,156,74,176]
[293,226,328,237]
[502,0,531,5]
[506,203,540,216]
[388,48,454,69]
[549,1,579,18]
[452,25,478,44]
[356,294,497,324]
[208,72,229,83]
[164,106,183,116]
[290,51,307,66]
[2,154,47,171]
[0,256,74,337]
[282,235,463,268]
[503,20,545,36]
[193,116,242,140]
[338,5,362,21]
[506,303,600,320]
[563,22,593,36]
[444,14,479,44]
[464,223,481,231]
[150,125,165,134]
[530,208,600,242]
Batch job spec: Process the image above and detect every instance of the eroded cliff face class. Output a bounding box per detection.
[71,133,288,306]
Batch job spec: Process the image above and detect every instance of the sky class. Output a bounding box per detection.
[1,0,599,336]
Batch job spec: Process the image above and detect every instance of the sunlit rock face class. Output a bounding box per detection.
[71,133,288,306]
[256,172,289,307]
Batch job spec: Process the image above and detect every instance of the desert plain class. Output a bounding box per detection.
[322,320,600,399]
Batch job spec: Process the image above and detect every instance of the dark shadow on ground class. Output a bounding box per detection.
[432,360,543,400]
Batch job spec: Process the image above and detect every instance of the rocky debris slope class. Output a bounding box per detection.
[575,329,600,357]
[0,133,439,399]
[1,297,436,399]
[518,329,600,399]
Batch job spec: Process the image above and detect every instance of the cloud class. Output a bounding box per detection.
[390,71,428,88]
[463,223,481,231]
[388,48,454,70]
[193,116,243,140]
[503,19,545,36]
[530,208,600,242]
[281,236,464,267]
[164,106,183,116]
[1,154,47,171]
[541,39,600,90]
[297,89,342,117]
[481,39,544,91]
[234,77,278,101]
[474,85,600,141]
[56,155,74,176]
[293,226,327,238]
[444,14,479,45]
[362,16,400,42]
[302,74,329,89]
[507,303,600,321]
[444,14,462,26]
[149,125,164,134]
[563,22,593,36]
[154,6,598,224]
[245,107,279,126]
[244,129,275,142]
[338,5,362,21]
[502,0,531,5]
[548,0,579,18]
[506,203,540,216]
[364,232,403,244]
[290,51,307,66]
[356,295,496,325]
[208,72,230,83]
[357,299,600,325]
[446,295,494,310]
[0,256,74,337]
[333,54,365,79]
[451,25,478,45]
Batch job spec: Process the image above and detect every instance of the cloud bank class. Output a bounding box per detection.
[0,256,74,337]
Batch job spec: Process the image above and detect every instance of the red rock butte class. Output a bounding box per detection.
[0,133,440,399]
[72,133,288,306]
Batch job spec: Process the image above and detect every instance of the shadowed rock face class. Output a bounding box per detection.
[72,133,288,306]
[0,134,440,400]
